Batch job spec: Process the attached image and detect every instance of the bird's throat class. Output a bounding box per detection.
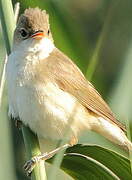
[13,37,55,64]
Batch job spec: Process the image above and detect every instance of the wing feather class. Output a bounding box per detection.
[44,48,126,131]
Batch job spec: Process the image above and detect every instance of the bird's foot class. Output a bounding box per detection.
[24,143,70,176]
[23,152,48,176]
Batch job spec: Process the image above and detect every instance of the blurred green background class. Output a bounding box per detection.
[0,0,132,179]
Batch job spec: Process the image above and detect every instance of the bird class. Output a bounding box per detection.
[6,7,132,175]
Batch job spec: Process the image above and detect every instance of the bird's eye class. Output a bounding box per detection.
[47,29,50,35]
[19,28,29,39]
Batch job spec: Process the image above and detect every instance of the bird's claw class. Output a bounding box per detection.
[23,156,38,176]
[23,144,70,176]
[23,153,49,176]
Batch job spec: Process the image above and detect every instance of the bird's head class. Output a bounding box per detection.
[13,7,53,52]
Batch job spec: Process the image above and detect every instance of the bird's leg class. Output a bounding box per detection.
[24,143,71,176]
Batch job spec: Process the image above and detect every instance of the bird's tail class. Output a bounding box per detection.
[125,139,132,151]
[87,116,132,151]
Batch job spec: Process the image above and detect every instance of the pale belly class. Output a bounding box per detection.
[8,80,87,140]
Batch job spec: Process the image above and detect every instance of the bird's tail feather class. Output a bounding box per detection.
[88,116,132,151]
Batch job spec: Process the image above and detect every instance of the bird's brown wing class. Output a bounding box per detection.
[45,48,126,131]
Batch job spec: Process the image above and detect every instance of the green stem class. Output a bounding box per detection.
[86,1,119,80]
[22,127,47,180]
[0,0,47,179]
[0,0,15,54]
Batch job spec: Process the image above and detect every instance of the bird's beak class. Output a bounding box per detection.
[31,31,45,39]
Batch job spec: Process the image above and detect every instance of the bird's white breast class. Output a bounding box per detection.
[6,37,54,116]
[6,37,88,140]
